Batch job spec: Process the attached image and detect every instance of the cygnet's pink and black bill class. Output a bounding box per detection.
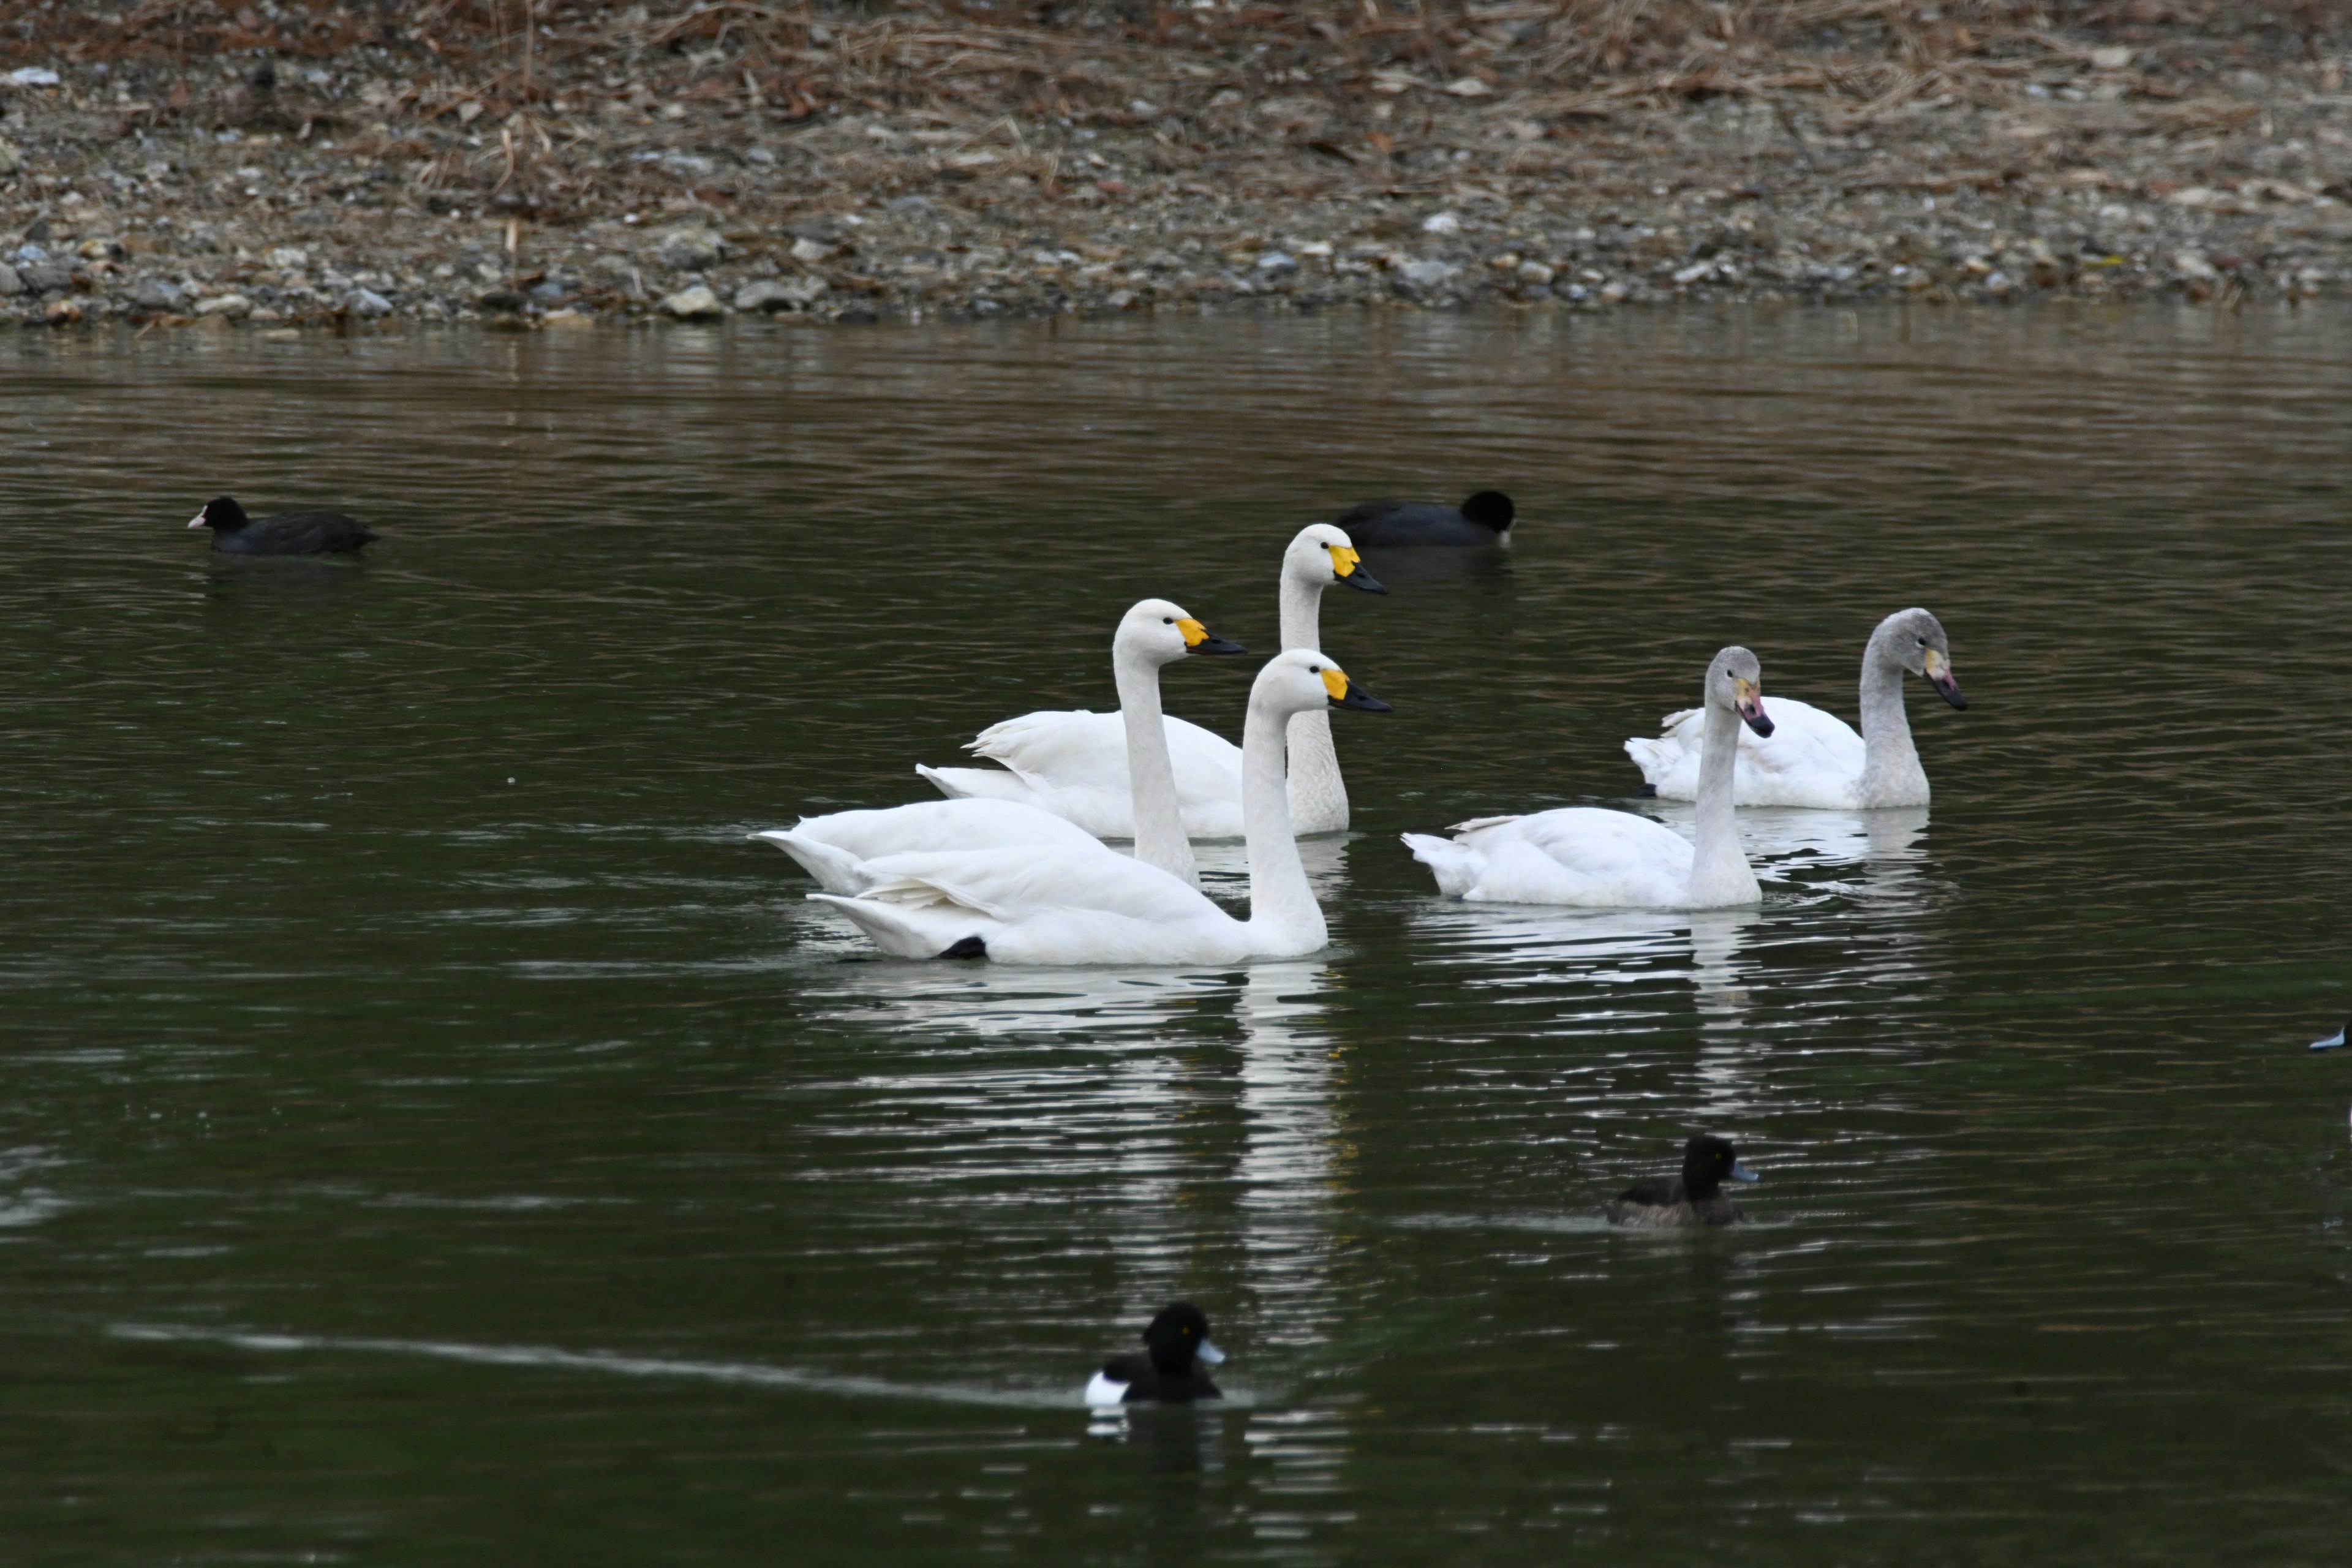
[1924,645,1969,710]
[1732,676,1774,737]
[2313,1020,2349,1051]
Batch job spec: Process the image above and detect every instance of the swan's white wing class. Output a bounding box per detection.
[933,709,1246,839]
[1624,707,1706,799]
[812,843,1251,965]
[1626,698,1868,808]
[755,800,1098,894]
[1408,807,1691,907]
[790,800,1096,860]
[1161,716,1249,838]
[1727,698,1866,807]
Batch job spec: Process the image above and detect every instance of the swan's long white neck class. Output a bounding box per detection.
[1278,568,1346,832]
[1240,691,1325,952]
[1112,638,1196,886]
[1686,698,1760,906]
[1856,619,1928,807]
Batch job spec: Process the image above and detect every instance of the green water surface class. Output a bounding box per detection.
[2,304,2350,1564]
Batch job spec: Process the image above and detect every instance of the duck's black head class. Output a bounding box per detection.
[1681,1135,1759,1199]
[1142,1302,1224,1376]
[1461,490,1516,533]
[189,497,249,533]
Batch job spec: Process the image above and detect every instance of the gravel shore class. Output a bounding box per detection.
[4,2,2349,331]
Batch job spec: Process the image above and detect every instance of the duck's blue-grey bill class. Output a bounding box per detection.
[2313,1025,2348,1052]
[1728,1161,1762,1183]
[1196,1340,1226,1365]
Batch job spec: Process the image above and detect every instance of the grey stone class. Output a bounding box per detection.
[885,195,935,217]
[349,288,394,317]
[658,283,724,318]
[1401,259,1457,287]
[743,146,777,167]
[193,293,252,318]
[0,137,19,177]
[651,225,723,271]
[130,277,185,310]
[0,263,20,297]
[788,217,844,242]
[1256,251,1298,274]
[735,276,826,312]
[19,262,72,293]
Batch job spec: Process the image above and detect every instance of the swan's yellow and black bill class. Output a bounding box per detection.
[1733,676,1774,737]
[1328,545,1387,595]
[1322,667,1394,713]
[1923,647,1967,709]
[1177,617,1246,655]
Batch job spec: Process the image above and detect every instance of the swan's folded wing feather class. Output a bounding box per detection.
[1624,708,1705,796]
[955,709,1246,840]
[851,843,1224,927]
[968,710,1126,790]
[1734,697,1865,779]
[1162,715,1248,836]
[1445,815,1526,834]
[916,763,1049,810]
[1432,807,1692,905]
[786,799,1096,863]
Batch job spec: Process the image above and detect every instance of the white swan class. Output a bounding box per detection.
[1625,608,1966,809]
[918,524,1386,837]
[1403,647,1773,908]
[809,650,1393,963]
[756,599,1242,890]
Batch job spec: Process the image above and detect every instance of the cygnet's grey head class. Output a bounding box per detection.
[1706,646,1774,737]
[1117,598,1245,666]
[1877,607,1967,709]
[1284,524,1387,595]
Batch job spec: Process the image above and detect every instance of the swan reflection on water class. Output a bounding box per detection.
[1407,803,1946,1087]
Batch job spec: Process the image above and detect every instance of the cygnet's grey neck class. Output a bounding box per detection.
[1685,696,1760,905]
[1857,618,1929,807]
[1239,690,1325,952]
[1112,643,1197,886]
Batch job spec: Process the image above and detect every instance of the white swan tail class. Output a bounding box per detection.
[917,763,1037,806]
[1401,832,1482,898]
[752,830,868,894]
[805,892,985,960]
[1623,708,1703,798]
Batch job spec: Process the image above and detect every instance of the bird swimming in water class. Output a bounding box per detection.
[1605,1135,1760,1227]
[188,496,377,555]
[1084,1302,1225,1405]
[1331,490,1516,547]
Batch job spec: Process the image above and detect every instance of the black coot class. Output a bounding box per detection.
[1605,1135,1759,1227]
[1334,490,1515,547]
[1084,1302,1226,1404]
[189,497,377,555]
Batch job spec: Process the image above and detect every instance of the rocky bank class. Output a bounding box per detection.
[2,1,2349,332]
